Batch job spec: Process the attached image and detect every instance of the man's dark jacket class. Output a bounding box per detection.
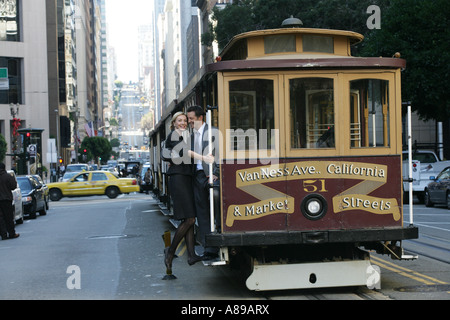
[0,169,16,201]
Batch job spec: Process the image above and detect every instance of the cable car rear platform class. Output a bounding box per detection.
[206,226,418,248]
[205,226,418,291]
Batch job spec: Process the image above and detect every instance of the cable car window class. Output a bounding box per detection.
[264,35,296,54]
[350,79,390,148]
[229,79,274,150]
[302,35,334,53]
[289,78,334,149]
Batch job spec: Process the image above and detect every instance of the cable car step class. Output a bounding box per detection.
[202,258,226,266]
[169,218,181,228]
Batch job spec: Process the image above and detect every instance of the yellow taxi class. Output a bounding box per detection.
[47,170,139,201]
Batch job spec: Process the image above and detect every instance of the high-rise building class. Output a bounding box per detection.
[0,0,52,172]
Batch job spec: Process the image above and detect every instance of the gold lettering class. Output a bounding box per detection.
[333,195,400,221]
[230,161,397,226]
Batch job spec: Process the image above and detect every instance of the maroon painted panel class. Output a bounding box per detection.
[221,156,402,233]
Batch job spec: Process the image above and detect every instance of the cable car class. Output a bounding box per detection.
[150,20,418,291]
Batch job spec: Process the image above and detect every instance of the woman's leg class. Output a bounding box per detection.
[185,223,202,265]
[165,217,196,272]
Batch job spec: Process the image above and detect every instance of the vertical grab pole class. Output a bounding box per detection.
[407,104,413,225]
[206,108,215,233]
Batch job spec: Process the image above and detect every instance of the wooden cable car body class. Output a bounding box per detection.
[150,26,418,291]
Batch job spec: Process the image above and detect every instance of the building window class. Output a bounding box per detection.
[0,0,20,42]
[0,57,23,104]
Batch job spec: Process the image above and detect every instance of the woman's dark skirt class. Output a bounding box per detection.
[168,174,196,220]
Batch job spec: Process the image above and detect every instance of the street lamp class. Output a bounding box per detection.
[9,103,20,169]
[55,108,60,164]
[71,108,80,163]
[10,103,19,118]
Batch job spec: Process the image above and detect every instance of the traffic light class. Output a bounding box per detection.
[58,157,63,165]
[24,132,31,147]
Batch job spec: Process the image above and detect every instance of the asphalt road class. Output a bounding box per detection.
[0,193,448,304]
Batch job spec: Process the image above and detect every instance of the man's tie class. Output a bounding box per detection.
[195,131,202,156]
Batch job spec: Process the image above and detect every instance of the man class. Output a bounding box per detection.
[0,163,20,240]
[186,106,220,260]
[144,168,152,194]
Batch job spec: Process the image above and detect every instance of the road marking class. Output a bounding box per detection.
[177,243,187,257]
[371,255,448,286]
[411,223,450,232]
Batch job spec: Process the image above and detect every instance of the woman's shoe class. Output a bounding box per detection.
[162,248,177,280]
[187,255,202,266]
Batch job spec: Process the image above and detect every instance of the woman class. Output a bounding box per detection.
[163,112,202,278]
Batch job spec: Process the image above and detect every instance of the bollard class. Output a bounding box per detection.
[162,230,171,248]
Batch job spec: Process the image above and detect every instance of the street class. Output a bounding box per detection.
[0,193,448,302]
[117,86,148,152]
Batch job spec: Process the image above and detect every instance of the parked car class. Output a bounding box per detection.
[100,165,119,175]
[125,161,141,176]
[65,163,89,173]
[16,175,47,219]
[47,170,139,201]
[59,164,90,181]
[29,174,49,211]
[424,166,450,209]
[402,150,450,203]
[7,170,23,224]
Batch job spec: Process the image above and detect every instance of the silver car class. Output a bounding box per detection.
[7,170,24,224]
[424,166,450,209]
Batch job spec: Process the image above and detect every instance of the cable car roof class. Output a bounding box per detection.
[219,27,364,61]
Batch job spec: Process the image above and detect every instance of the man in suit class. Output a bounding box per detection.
[0,163,20,240]
[186,106,220,260]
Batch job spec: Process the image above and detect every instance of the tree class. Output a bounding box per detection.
[140,112,154,131]
[204,0,387,52]
[110,138,120,148]
[114,80,123,89]
[361,0,450,121]
[205,0,449,121]
[0,133,7,163]
[109,118,119,127]
[80,137,112,164]
[203,0,254,51]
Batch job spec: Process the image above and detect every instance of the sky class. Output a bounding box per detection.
[105,0,153,83]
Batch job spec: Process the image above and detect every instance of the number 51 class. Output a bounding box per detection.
[303,179,327,193]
